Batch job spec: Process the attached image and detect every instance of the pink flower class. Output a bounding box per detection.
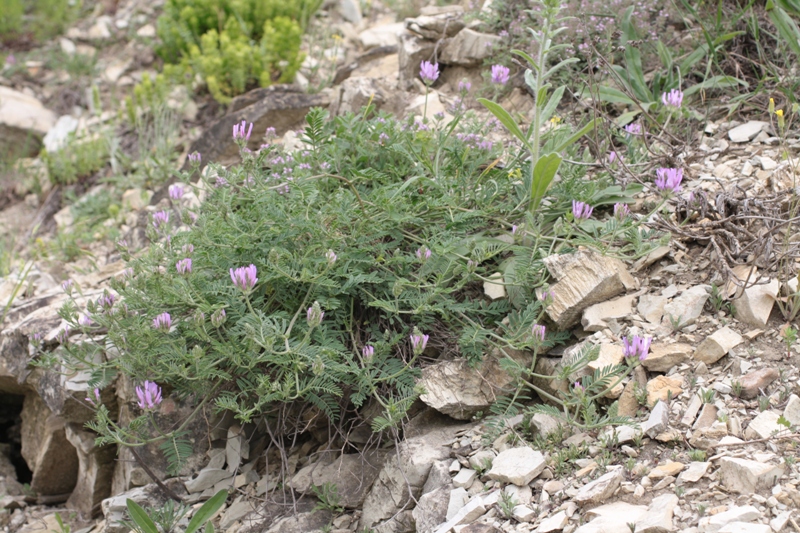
[230,264,258,293]
[169,184,184,200]
[490,65,510,85]
[655,168,683,196]
[233,120,254,141]
[661,89,684,108]
[532,324,546,342]
[623,335,652,361]
[152,312,172,331]
[419,61,440,85]
[85,388,101,406]
[176,258,192,274]
[410,331,429,355]
[136,381,162,410]
[572,200,593,220]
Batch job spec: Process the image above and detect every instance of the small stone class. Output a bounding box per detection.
[469,450,496,471]
[512,505,537,522]
[453,468,477,489]
[728,121,768,142]
[693,327,743,364]
[643,401,670,438]
[185,468,233,493]
[488,448,546,486]
[577,502,648,533]
[638,294,668,324]
[635,493,678,533]
[698,505,761,532]
[543,480,564,494]
[219,500,252,530]
[738,368,780,399]
[440,28,501,66]
[446,487,469,520]
[642,344,692,372]
[677,462,710,484]
[770,511,791,532]
[574,468,623,506]
[732,279,780,328]
[782,394,800,426]
[757,156,778,170]
[136,24,156,37]
[339,0,362,23]
[718,458,784,494]
[582,295,635,332]
[681,394,703,427]
[647,376,683,406]
[649,462,684,480]
[122,188,153,211]
[537,510,568,533]
[744,410,786,440]
[483,272,506,300]
[662,285,710,329]
[693,404,718,430]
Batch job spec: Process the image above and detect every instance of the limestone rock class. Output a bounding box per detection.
[732,279,779,328]
[65,424,115,517]
[447,487,469,520]
[359,423,468,531]
[398,33,436,89]
[440,29,501,66]
[744,410,785,440]
[582,294,635,332]
[693,327,743,364]
[697,504,760,532]
[677,461,710,484]
[541,250,634,330]
[487,447,545,485]
[21,393,79,495]
[782,393,800,426]
[0,86,57,157]
[642,344,692,372]
[717,523,770,533]
[718,457,784,493]
[483,272,506,300]
[359,23,405,49]
[331,77,387,116]
[642,401,670,438]
[638,294,668,324]
[184,87,330,170]
[537,510,568,533]
[635,493,678,533]
[405,14,465,39]
[432,491,500,533]
[738,367,779,399]
[413,486,450,533]
[662,285,710,329]
[185,469,233,494]
[646,376,683,406]
[42,115,79,153]
[339,0,362,23]
[576,502,647,533]
[728,121,768,142]
[418,351,527,420]
[574,468,623,506]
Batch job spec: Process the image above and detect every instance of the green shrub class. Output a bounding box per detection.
[0,0,81,41]
[155,0,320,103]
[42,134,109,185]
[0,0,24,38]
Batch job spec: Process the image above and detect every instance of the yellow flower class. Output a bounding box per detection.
[776,109,784,117]
[550,116,562,124]
[769,98,775,114]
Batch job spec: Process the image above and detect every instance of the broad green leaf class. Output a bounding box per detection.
[205,522,215,533]
[683,75,748,96]
[126,500,159,533]
[477,98,531,150]
[543,58,580,81]
[596,86,636,106]
[524,69,537,93]
[186,490,228,533]
[776,0,800,15]
[553,118,599,153]
[530,153,562,212]
[615,110,642,126]
[766,2,800,57]
[511,50,538,70]
[656,41,673,72]
[679,44,709,75]
[540,86,565,124]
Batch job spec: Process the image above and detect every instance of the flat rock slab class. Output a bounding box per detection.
[728,121,768,142]
[698,504,760,532]
[718,457,784,494]
[744,410,785,440]
[732,279,779,328]
[574,468,623,506]
[642,343,691,372]
[662,285,710,329]
[694,327,743,364]
[738,367,779,399]
[541,250,634,330]
[487,447,545,485]
[576,501,647,533]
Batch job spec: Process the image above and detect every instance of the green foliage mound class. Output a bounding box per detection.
[155,0,320,103]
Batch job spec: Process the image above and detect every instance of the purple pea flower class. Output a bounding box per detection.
[623,335,652,361]
[624,123,642,136]
[230,264,258,293]
[211,308,226,327]
[419,61,440,85]
[490,65,510,85]
[325,250,337,265]
[572,200,593,221]
[56,327,70,344]
[609,151,619,165]
[78,314,93,327]
[62,279,74,293]
[613,203,630,220]
[152,312,172,331]
[169,184,184,200]
[153,210,169,228]
[232,120,254,141]
[362,345,374,360]
[539,290,554,303]
[136,381,163,410]
[416,246,432,262]
[655,168,683,196]
[265,127,276,138]
[458,80,471,93]
[188,151,201,164]
[182,244,194,255]
[531,324,546,342]
[307,301,324,328]
[574,382,583,392]
[176,258,192,274]
[85,388,101,406]
[511,225,518,235]
[98,291,116,311]
[661,89,684,108]
[410,330,429,355]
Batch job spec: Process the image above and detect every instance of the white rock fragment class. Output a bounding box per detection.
[512,504,537,522]
[537,510,569,533]
[693,327,743,364]
[574,468,623,506]
[453,468,477,489]
[717,523,771,533]
[677,462,710,484]
[662,285,710,329]
[487,448,545,486]
[576,502,648,533]
[698,505,761,532]
[446,487,468,520]
[718,457,784,494]
[728,121,768,142]
[732,279,780,328]
[483,272,506,300]
[635,493,678,533]
[643,401,670,438]
[745,410,787,440]
[782,394,800,426]
[581,294,635,332]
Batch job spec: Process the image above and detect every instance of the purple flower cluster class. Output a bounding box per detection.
[572,200,593,220]
[79,314,93,327]
[416,246,432,262]
[491,65,510,85]
[169,184,184,200]
[410,331,429,355]
[152,312,172,331]
[613,203,629,220]
[419,61,439,85]
[153,210,169,228]
[624,123,642,136]
[661,89,684,108]
[211,308,226,327]
[455,133,493,151]
[325,250,337,265]
[233,120,253,141]
[531,324,546,342]
[176,258,192,274]
[97,291,116,311]
[188,151,201,164]
[623,335,651,361]
[655,168,683,195]
[362,345,374,360]
[62,279,74,293]
[306,302,325,328]
[85,388,101,406]
[56,327,70,344]
[136,381,163,410]
[230,264,258,293]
